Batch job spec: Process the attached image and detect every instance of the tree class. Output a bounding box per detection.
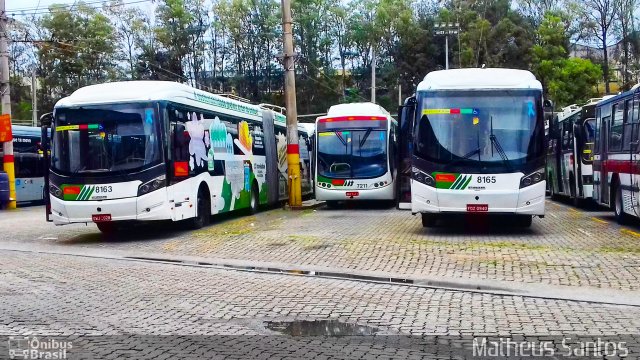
[37,2,118,110]
[548,58,603,105]
[104,0,149,79]
[581,0,620,93]
[532,13,602,106]
[616,0,638,89]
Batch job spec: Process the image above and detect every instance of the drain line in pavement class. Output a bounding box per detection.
[1,246,638,307]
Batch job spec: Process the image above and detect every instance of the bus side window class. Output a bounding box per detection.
[633,96,640,148]
[594,109,600,154]
[610,102,624,152]
[623,99,633,151]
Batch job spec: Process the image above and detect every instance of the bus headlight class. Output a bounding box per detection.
[520,168,545,189]
[49,184,63,199]
[412,167,435,187]
[138,175,166,196]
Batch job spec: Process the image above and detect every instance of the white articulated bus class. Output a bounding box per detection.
[314,103,397,206]
[43,81,312,232]
[404,68,548,227]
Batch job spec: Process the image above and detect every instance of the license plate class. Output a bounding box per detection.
[467,204,488,212]
[92,214,112,222]
[345,191,359,197]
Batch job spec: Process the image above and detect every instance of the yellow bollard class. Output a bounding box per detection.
[3,158,15,209]
[287,144,302,207]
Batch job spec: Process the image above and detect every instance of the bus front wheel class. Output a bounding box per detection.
[515,215,532,228]
[250,183,260,215]
[421,213,438,227]
[97,222,117,235]
[189,187,210,229]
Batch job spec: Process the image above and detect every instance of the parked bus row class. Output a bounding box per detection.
[546,84,640,224]
[38,68,548,231]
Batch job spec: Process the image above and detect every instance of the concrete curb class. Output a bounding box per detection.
[284,199,325,210]
[1,241,638,307]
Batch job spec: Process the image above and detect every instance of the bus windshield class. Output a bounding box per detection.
[317,129,387,179]
[52,104,161,175]
[414,90,544,172]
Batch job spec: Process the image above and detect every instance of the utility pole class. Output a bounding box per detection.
[371,48,376,103]
[32,70,37,127]
[280,0,301,208]
[0,0,15,209]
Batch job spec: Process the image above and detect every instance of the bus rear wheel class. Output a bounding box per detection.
[421,213,438,227]
[614,182,628,224]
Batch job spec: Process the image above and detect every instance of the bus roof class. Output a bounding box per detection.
[12,125,44,138]
[596,87,640,107]
[54,80,287,124]
[417,68,542,91]
[316,102,392,123]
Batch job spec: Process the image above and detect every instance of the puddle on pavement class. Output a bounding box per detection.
[264,320,379,336]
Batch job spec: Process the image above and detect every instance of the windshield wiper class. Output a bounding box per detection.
[358,128,372,148]
[489,116,512,172]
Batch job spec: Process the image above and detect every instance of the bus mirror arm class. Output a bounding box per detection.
[40,112,53,127]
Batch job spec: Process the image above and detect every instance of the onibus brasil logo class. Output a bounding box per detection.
[8,336,72,359]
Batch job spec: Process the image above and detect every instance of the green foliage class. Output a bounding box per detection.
[531,13,602,106]
[547,58,603,106]
[9,0,628,116]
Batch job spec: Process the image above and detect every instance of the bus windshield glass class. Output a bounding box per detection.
[414,90,544,172]
[317,129,387,179]
[52,104,161,175]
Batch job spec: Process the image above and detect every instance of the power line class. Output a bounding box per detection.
[8,0,153,16]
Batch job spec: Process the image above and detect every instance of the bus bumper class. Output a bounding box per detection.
[49,190,172,225]
[411,180,545,216]
[315,183,395,201]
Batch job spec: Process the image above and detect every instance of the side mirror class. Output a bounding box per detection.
[543,99,554,113]
[40,113,53,127]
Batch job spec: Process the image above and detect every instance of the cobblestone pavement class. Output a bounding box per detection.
[2,199,640,291]
[0,250,639,358]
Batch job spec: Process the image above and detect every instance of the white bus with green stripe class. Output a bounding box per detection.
[403,68,548,227]
[45,81,312,233]
[314,103,398,206]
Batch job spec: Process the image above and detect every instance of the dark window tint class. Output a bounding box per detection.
[610,103,624,152]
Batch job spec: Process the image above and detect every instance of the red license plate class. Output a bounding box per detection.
[467,204,488,212]
[92,214,112,222]
[345,191,359,197]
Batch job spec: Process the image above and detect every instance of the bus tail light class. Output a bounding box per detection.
[520,168,545,189]
[138,175,166,196]
[412,167,435,187]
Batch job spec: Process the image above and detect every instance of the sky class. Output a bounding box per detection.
[6,0,156,17]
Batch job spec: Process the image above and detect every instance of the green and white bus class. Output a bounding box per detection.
[44,81,312,232]
[314,103,398,205]
[403,68,548,227]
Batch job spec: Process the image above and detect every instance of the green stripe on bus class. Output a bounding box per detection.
[461,176,473,190]
[84,186,95,200]
[77,186,87,201]
[449,176,462,189]
[454,176,467,190]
